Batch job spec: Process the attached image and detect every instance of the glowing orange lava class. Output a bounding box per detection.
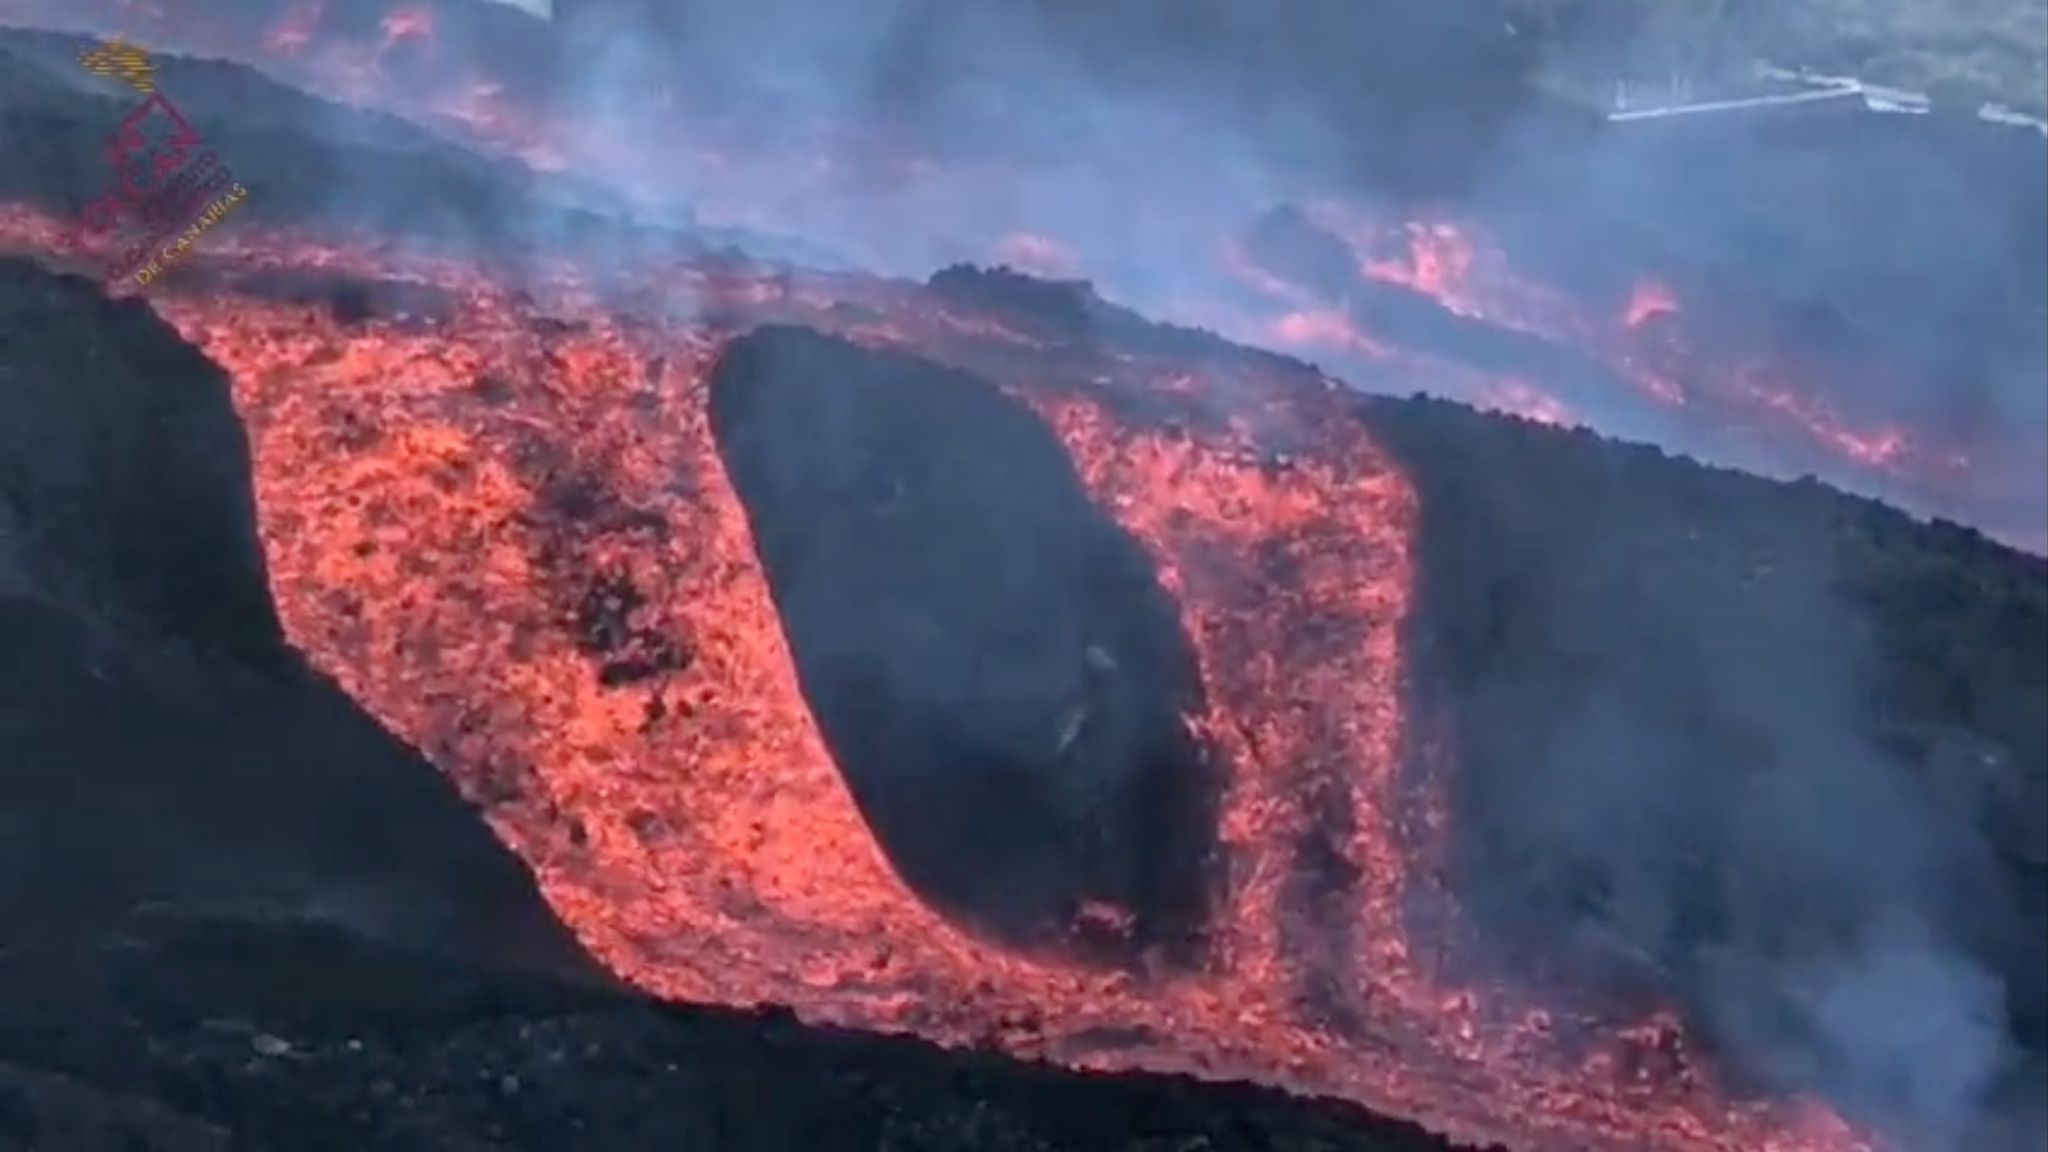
[0,3,1968,1146]
[2,199,1877,1152]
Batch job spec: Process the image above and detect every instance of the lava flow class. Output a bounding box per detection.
[2,193,1873,1152]
[1,3,1991,1148]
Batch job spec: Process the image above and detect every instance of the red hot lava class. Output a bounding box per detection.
[0,193,1876,1152]
[0,5,1975,1150]
[1235,201,1966,484]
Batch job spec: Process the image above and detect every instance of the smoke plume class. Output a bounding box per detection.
[1391,409,2039,1149]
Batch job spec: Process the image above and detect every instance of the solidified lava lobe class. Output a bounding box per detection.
[707,326,1222,960]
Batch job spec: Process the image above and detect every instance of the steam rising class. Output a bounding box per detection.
[1416,433,2034,1149]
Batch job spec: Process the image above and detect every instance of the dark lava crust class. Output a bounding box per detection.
[1371,398,2048,1147]
[708,325,1222,961]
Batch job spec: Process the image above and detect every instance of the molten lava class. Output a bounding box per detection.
[6,2,1992,1147]
[1,197,1872,1152]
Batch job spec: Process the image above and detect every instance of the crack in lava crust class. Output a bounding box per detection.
[0,204,1868,1152]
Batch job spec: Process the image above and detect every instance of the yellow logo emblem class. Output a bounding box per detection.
[77,37,157,94]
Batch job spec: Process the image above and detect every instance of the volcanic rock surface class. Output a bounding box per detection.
[708,326,1221,958]
[1368,395,2048,1145]
[0,256,591,969]
[0,269,282,667]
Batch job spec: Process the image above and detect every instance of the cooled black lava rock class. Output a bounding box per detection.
[708,325,1222,960]
[0,255,593,976]
[0,255,283,668]
[1367,395,2048,1148]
